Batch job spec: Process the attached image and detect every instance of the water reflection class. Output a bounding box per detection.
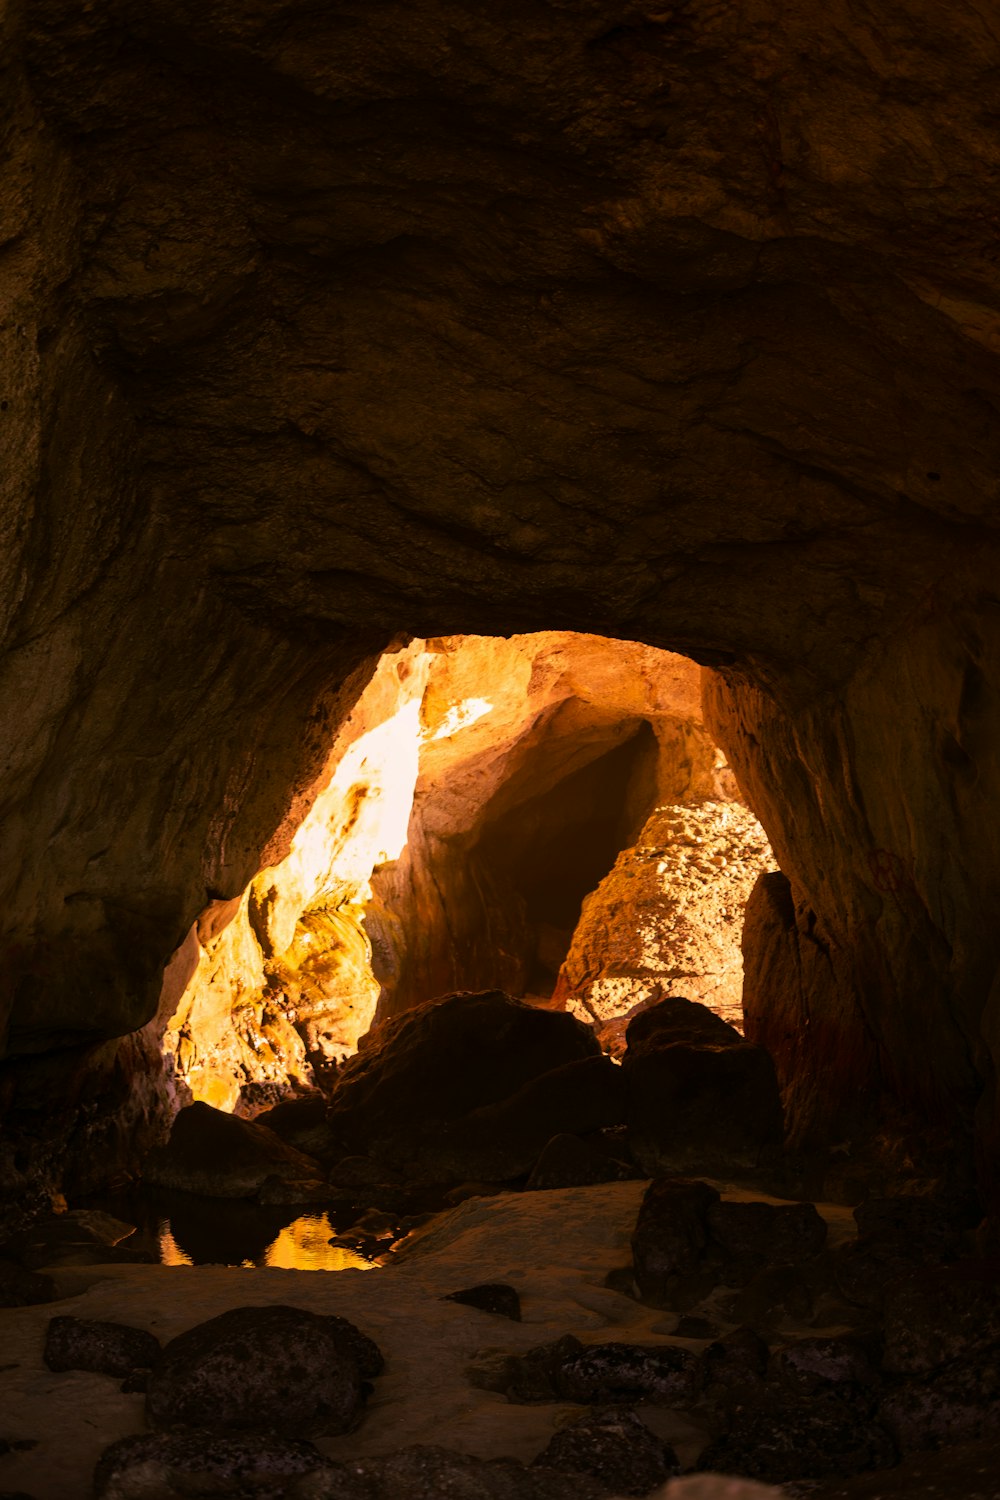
[159,1210,374,1271]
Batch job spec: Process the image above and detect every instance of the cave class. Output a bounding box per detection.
[3,4,1000,1495]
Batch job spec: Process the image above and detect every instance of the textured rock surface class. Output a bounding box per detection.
[555,802,772,1035]
[4,0,1000,1197]
[43,1315,160,1378]
[145,1305,377,1437]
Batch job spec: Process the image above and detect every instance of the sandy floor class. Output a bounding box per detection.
[0,1180,850,1498]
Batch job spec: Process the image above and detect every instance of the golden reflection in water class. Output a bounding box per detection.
[265,1213,376,1272]
[157,1214,376,1271]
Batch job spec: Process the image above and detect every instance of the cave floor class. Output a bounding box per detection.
[2,1180,987,1500]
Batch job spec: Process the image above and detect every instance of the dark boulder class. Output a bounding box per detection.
[254,1094,338,1159]
[630,1176,720,1307]
[706,1198,827,1282]
[92,1430,367,1499]
[143,1102,322,1199]
[880,1261,1000,1375]
[532,1406,680,1496]
[44,1315,160,1378]
[145,1305,380,1437]
[555,1341,699,1406]
[624,1040,783,1174]
[697,1395,896,1483]
[526,1133,641,1191]
[769,1334,881,1402]
[878,1348,1000,1452]
[624,995,744,1055]
[353,1445,611,1500]
[324,991,601,1172]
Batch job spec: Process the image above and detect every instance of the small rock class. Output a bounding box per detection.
[533,1406,680,1495]
[44,1315,160,1378]
[146,1305,381,1436]
[445,1283,522,1320]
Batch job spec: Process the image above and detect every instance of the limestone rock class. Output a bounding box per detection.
[142,1101,322,1199]
[145,1305,378,1437]
[555,802,773,1035]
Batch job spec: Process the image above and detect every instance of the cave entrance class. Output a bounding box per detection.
[156,632,774,1115]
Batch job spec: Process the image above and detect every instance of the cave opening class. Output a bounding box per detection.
[154,630,773,1128]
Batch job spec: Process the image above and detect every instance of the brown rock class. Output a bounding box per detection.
[92,1431,363,1500]
[142,1101,322,1199]
[44,1315,160,1379]
[630,1177,721,1307]
[624,1041,784,1174]
[532,1407,680,1495]
[145,1305,379,1437]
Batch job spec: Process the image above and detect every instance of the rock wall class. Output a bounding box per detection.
[3,0,1000,1196]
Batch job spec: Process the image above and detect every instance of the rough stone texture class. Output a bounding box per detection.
[142,1100,322,1199]
[4,0,1000,1201]
[533,1407,680,1496]
[879,1262,1000,1375]
[696,1396,896,1484]
[43,1315,160,1378]
[554,802,773,1034]
[145,1305,376,1437]
[93,1431,363,1500]
[352,1446,611,1500]
[878,1349,1000,1453]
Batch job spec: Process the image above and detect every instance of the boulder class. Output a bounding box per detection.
[696,1395,896,1483]
[630,1177,721,1307]
[554,1342,700,1406]
[705,1199,827,1283]
[880,1262,1000,1375]
[145,1305,380,1437]
[92,1430,366,1500]
[324,991,601,1168]
[410,1055,625,1181]
[532,1406,680,1495]
[352,1445,611,1500]
[624,1041,783,1174]
[254,1094,339,1160]
[44,1315,160,1378]
[768,1335,881,1401]
[12,1210,148,1270]
[142,1102,322,1199]
[526,1133,641,1191]
[624,996,744,1056]
[878,1348,1000,1452]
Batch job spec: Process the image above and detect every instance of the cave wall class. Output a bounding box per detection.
[3,0,1000,1192]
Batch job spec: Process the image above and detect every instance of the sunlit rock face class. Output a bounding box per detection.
[3,0,1000,1196]
[554,801,774,1049]
[159,631,754,1110]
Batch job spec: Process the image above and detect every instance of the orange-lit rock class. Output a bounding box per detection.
[554,800,774,1047]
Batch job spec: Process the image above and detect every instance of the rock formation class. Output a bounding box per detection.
[2,0,1000,1209]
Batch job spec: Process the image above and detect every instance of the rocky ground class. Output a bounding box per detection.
[3,993,998,1498]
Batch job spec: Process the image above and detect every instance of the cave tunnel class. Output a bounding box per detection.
[4,4,1000,1488]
